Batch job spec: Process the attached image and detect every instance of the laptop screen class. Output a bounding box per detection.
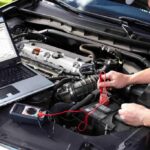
[0,16,17,63]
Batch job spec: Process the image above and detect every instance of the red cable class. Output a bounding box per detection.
[77,103,102,132]
[38,110,84,118]
[38,72,109,132]
[38,104,103,132]
[99,72,109,106]
[38,103,105,132]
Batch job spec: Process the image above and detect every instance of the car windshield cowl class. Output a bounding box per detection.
[47,0,124,25]
[49,0,150,23]
[47,0,150,42]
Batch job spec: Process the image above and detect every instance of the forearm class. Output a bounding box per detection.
[119,103,150,127]
[142,108,150,126]
[127,68,150,85]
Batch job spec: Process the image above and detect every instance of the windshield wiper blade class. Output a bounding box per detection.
[47,0,123,25]
[48,1,150,37]
[46,0,150,45]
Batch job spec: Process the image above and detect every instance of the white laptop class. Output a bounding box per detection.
[0,14,53,106]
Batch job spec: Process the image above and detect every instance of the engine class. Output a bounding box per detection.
[20,42,92,75]
[6,13,150,136]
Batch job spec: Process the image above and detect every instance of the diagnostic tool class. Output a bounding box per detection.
[9,103,46,124]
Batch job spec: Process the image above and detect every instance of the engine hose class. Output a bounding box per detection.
[14,32,45,40]
[56,75,98,102]
[48,76,67,81]
[115,48,150,67]
[71,89,99,110]
[61,71,80,76]
[67,89,99,116]
[14,32,60,45]
[53,78,73,92]
[50,102,75,113]
[13,33,28,40]
[79,44,123,64]
[52,78,72,98]
[79,44,96,60]
[52,77,74,102]
[35,29,99,45]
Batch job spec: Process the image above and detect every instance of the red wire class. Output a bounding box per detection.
[77,103,101,132]
[38,110,84,118]
[38,103,104,132]
[38,72,108,132]
[38,102,105,132]
[99,71,107,92]
[99,72,109,105]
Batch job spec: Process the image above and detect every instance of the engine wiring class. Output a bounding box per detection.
[38,72,109,132]
[38,101,106,132]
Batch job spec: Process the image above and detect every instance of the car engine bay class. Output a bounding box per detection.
[0,0,150,149]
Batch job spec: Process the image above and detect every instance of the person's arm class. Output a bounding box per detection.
[119,103,150,126]
[125,0,150,7]
[128,68,150,85]
[98,68,150,89]
[148,0,150,7]
[97,68,150,126]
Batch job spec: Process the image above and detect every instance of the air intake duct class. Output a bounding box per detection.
[57,75,98,102]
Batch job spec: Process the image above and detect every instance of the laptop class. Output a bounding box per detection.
[0,14,54,106]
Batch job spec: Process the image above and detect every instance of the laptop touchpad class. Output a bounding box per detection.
[0,86,19,99]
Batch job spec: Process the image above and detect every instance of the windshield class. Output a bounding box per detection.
[0,16,18,62]
[61,0,150,22]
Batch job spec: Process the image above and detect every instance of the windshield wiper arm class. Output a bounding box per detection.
[121,21,150,43]
[119,16,150,29]
[118,16,150,40]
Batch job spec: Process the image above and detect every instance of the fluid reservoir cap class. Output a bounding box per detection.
[52,52,63,59]
[32,48,41,55]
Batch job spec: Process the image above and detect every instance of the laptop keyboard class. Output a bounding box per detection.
[0,64,36,88]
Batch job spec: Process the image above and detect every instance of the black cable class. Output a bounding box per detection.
[52,78,73,102]
[48,76,66,81]
[13,33,28,40]
[53,78,73,91]
[115,48,150,68]
[14,32,62,46]
[67,89,99,116]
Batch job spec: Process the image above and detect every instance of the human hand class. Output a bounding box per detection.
[125,0,150,7]
[148,0,150,7]
[97,71,130,89]
[125,0,135,5]
[118,103,150,126]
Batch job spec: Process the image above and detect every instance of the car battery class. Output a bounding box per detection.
[80,103,116,134]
